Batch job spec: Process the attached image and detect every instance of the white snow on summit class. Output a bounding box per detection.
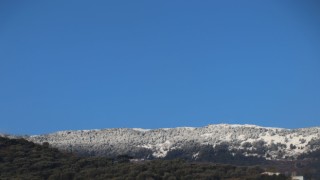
[26,124,320,159]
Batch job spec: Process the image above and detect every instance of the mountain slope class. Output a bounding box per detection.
[1,136,285,180]
[25,124,320,160]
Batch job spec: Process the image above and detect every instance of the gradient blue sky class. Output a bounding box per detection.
[1,1,320,135]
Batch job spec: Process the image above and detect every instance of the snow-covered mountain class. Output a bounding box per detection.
[25,124,320,160]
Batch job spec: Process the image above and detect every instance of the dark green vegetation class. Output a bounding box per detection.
[0,137,289,180]
[297,149,320,179]
[164,142,268,165]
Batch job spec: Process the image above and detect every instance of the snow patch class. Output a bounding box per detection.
[133,128,151,132]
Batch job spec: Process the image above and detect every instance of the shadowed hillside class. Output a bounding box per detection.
[0,136,289,180]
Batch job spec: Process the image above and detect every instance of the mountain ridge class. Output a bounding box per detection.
[29,123,320,135]
[18,123,320,161]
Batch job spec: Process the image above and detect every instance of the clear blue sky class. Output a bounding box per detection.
[1,1,320,135]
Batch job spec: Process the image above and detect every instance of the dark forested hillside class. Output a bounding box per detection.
[297,149,320,179]
[0,136,289,180]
